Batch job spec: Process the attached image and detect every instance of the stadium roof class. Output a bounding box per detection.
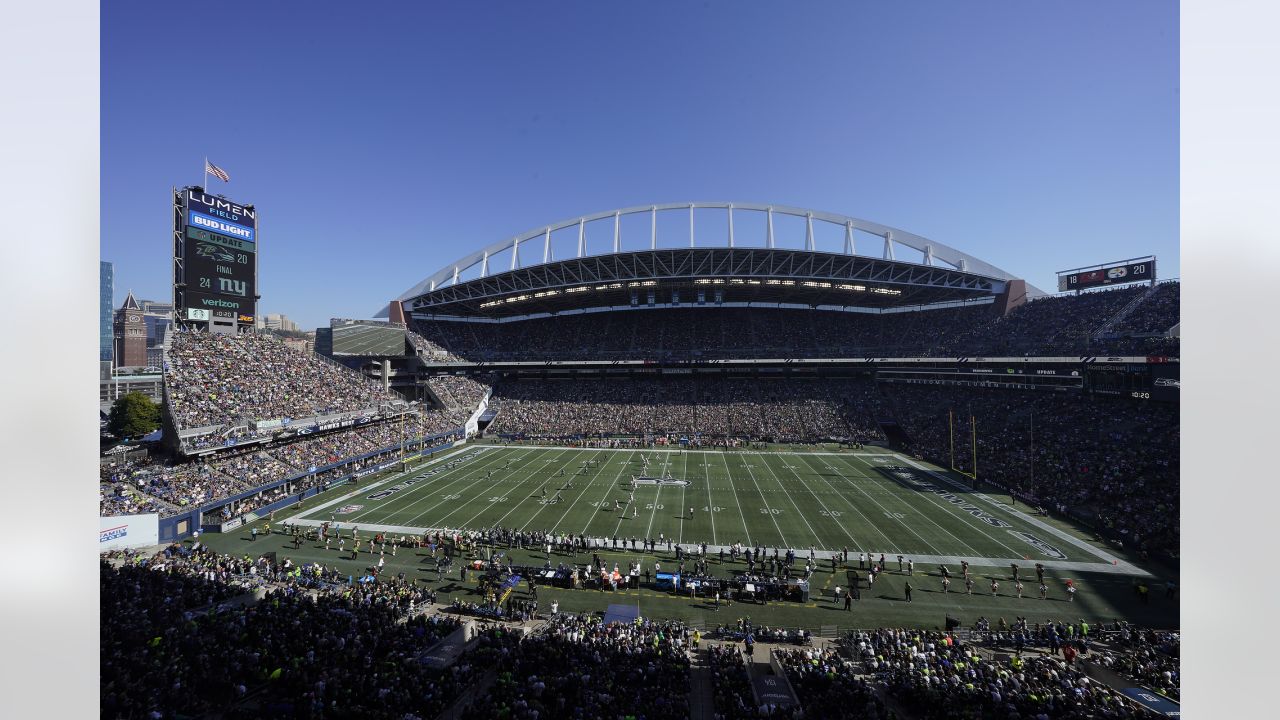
[392,202,1044,319]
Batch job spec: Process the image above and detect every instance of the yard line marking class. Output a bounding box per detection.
[894,454,1130,567]
[550,448,629,532]
[674,454,689,544]
[355,446,508,525]
[282,444,477,523]
[789,452,896,549]
[402,449,536,528]
[445,448,571,530]
[643,466,664,541]
[816,453,944,555]
[486,448,578,529]
[344,446,505,525]
[718,451,754,548]
[730,452,790,548]
[518,449,607,532]
[568,451,636,537]
[611,452,665,539]
[843,453,1023,560]
[772,453,862,548]
[756,454,826,548]
[695,450,716,546]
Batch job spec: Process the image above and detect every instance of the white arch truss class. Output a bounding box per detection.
[398,202,1041,300]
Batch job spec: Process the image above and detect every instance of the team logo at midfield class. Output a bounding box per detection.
[336,505,364,515]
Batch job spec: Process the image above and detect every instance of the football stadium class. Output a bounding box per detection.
[101,195,1180,718]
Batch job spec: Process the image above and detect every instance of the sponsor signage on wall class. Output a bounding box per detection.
[99,513,160,550]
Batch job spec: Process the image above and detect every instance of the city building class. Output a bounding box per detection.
[100,261,113,362]
[258,313,300,332]
[112,291,148,368]
[140,299,173,351]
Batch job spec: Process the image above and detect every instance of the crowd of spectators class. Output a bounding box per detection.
[411,283,1180,362]
[114,460,248,511]
[100,414,467,519]
[774,646,888,719]
[1109,282,1180,336]
[100,544,503,720]
[707,643,761,719]
[488,377,882,442]
[426,374,490,413]
[406,326,464,363]
[166,329,394,432]
[99,482,169,517]
[848,627,1146,718]
[875,384,1179,556]
[461,612,692,720]
[483,374,1177,556]
[1096,625,1180,700]
[101,541,1176,719]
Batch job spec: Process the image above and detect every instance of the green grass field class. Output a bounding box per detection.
[291,444,1130,571]
[196,442,1179,631]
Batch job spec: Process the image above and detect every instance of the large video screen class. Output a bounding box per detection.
[331,323,408,356]
[177,188,257,322]
[1058,259,1154,292]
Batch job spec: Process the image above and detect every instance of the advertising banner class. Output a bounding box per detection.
[100,513,160,550]
[184,189,256,240]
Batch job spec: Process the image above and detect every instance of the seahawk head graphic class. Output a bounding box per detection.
[195,242,236,263]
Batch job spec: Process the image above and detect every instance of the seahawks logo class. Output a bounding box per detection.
[195,242,236,263]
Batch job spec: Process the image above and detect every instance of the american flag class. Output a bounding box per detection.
[205,160,230,182]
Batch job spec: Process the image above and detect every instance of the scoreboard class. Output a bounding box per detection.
[1058,258,1155,292]
[174,187,258,325]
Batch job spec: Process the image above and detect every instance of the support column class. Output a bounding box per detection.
[510,238,520,270]
[577,219,585,258]
[650,206,657,250]
[767,208,775,248]
[923,244,934,266]
[613,211,621,253]
[689,204,695,247]
[883,231,895,260]
[543,228,551,264]
[480,251,489,277]
[844,221,855,255]
[727,204,735,247]
[805,212,815,251]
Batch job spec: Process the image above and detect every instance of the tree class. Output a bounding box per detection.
[107,392,161,439]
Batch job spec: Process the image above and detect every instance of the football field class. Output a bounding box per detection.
[285,443,1146,576]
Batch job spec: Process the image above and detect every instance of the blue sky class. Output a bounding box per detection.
[102,1,1178,330]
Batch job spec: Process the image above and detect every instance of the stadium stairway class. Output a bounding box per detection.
[436,668,498,720]
[1092,283,1160,340]
[688,646,715,720]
